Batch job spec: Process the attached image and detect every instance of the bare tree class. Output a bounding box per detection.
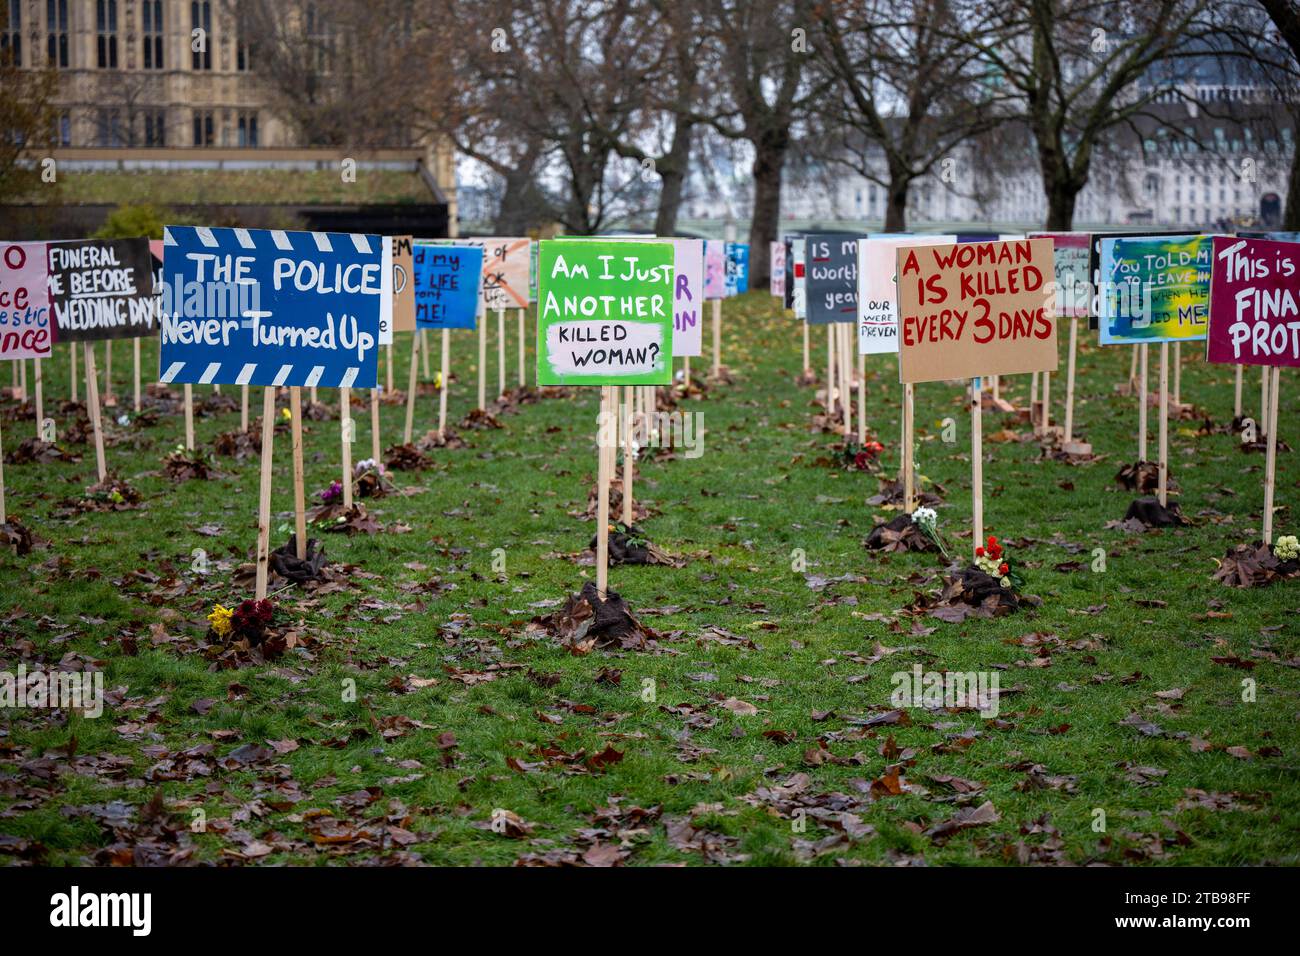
[0,29,58,203]
[812,0,1011,232]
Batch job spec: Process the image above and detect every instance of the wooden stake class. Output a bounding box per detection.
[840,324,852,438]
[1233,364,1243,419]
[386,342,394,393]
[1138,344,1149,462]
[1173,342,1182,407]
[1030,372,1039,432]
[683,355,691,389]
[903,382,915,513]
[1064,317,1078,443]
[255,387,276,600]
[517,307,526,389]
[133,337,141,412]
[404,331,420,445]
[857,348,866,445]
[240,384,249,431]
[596,386,613,598]
[83,343,107,482]
[33,358,43,440]
[477,316,487,411]
[1042,370,1051,432]
[370,387,381,462]
[497,307,506,398]
[802,322,810,375]
[826,324,836,414]
[438,329,451,439]
[70,341,77,402]
[971,377,983,556]
[183,383,194,451]
[1263,366,1281,544]
[712,298,721,377]
[310,385,318,406]
[421,329,432,379]
[340,387,353,510]
[1261,364,1270,438]
[622,385,634,526]
[1158,343,1169,508]
[290,387,307,561]
[103,341,113,405]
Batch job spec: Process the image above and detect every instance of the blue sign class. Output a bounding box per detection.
[725,242,749,296]
[159,226,381,388]
[413,244,482,329]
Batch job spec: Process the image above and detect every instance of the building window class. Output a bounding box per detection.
[237,111,258,147]
[96,108,124,147]
[51,110,71,146]
[1,0,21,66]
[192,109,214,146]
[97,0,118,69]
[144,110,166,147]
[142,0,163,69]
[191,1,211,70]
[236,11,253,71]
[47,0,68,67]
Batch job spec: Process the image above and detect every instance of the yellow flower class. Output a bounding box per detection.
[434,372,443,390]
[207,604,234,638]
[280,407,292,421]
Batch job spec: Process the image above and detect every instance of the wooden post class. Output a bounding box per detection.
[477,315,487,411]
[517,307,526,389]
[596,386,613,598]
[183,383,194,451]
[386,342,394,393]
[240,384,249,432]
[404,331,420,445]
[712,298,721,377]
[496,307,506,398]
[370,387,381,462]
[438,328,451,439]
[1261,365,1270,438]
[902,383,915,513]
[1129,347,1139,389]
[971,377,983,557]
[622,385,634,526]
[310,385,318,406]
[1064,317,1078,443]
[826,324,836,414]
[1030,372,1039,432]
[857,348,866,445]
[1234,364,1243,419]
[340,387,353,510]
[70,341,77,402]
[103,341,113,405]
[421,329,432,379]
[290,388,307,561]
[1263,367,1281,544]
[1042,370,1051,433]
[802,323,810,376]
[132,337,141,412]
[683,355,691,389]
[840,324,852,438]
[1173,342,1182,407]
[1158,343,1169,508]
[83,344,107,482]
[1138,344,1149,462]
[255,387,276,600]
[33,358,43,440]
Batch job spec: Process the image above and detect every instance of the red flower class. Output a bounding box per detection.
[854,451,871,470]
[999,562,1009,575]
[975,546,985,557]
[987,536,998,547]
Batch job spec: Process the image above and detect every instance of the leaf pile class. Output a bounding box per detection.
[1213,542,1300,589]
[526,582,662,652]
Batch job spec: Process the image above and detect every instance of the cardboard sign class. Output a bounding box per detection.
[1097,235,1211,346]
[379,236,416,344]
[159,225,382,388]
[725,242,749,296]
[48,238,158,342]
[1030,232,1090,320]
[1207,236,1300,367]
[896,238,1057,384]
[426,236,531,311]
[770,241,786,299]
[1087,230,1185,330]
[856,236,953,354]
[806,233,866,325]
[413,244,482,330]
[536,239,674,385]
[672,238,703,357]
[790,237,806,317]
[704,240,726,300]
[0,241,53,361]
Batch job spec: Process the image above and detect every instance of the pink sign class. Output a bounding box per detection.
[1207,236,1300,368]
[0,241,53,361]
[703,240,725,300]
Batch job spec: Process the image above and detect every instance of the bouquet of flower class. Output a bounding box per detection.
[844,439,885,472]
[352,458,393,498]
[973,535,1024,590]
[1275,534,1299,561]
[207,598,276,645]
[910,506,950,559]
[318,479,344,505]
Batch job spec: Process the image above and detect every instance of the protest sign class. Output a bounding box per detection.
[896,238,1057,384]
[391,236,416,333]
[857,235,953,354]
[1087,230,1185,331]
[413,244,482,330]
[725,242,749,296]
[159,225,382,389]
[1208,236,1300,368]
[48,238,157,342]
[672,239,704,357]
[536,239,674,386]
[1030,232,1091,448]
[807,233,867,325]
[770,241,786,299]
[704,241,726,300]
[1097,235,1211,346]
[427,236,531,312]
[1,242,52,362]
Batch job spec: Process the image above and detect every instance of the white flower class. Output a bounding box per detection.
[1275,535,1299,561]
[912,506,937,533]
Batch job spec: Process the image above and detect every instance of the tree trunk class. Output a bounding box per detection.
[1044,180,1079,232]
[654,120,695,237]
[884,173,909,233]
[493,146,542,236]
[747,130,789,290]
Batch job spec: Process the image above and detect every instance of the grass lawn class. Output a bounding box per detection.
[1,290,1297,866]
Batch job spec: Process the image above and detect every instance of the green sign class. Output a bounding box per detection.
[536,239,674,386]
